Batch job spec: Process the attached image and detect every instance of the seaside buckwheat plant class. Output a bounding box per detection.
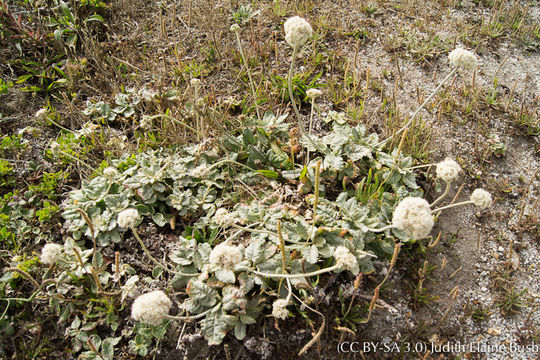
[436,158,461,183]
[131,290,172,325]
[117,208,140,229]
[40,243,63,265]
[272,299,290,320]
[284,16,313,48]
[470,188,492,209]
[448,47,478,71]
[47,14,497,355]
[306,88,322,100]
[392,197,434,239]
[333,246,359,274]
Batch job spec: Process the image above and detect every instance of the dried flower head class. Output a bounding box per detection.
[272,299,290,320]
[306,88,322,100]
[448,48,478,71]
[209,243,243,270]
[50,141,61,156]
[436,158,461,183]
[470,188,492,209]
[284,16,313,48]
[35,108,47,119]
[131,290,172,325]
[190,78,201,87]
[392,197,434,239]
[230,23,240,32]
[333,246,358,273]
[117,208,140,228]
[40,243,63,265]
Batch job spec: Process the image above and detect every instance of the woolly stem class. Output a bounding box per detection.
[366,224,395,233]
[406,163,434,170]
[234,31,261,122]
[288,46,326,154]
[309,160,321,242]
[284,278,292,303]
[306,98,316,165]
[378,67,458,147]
[431,200,473,213]
[430,181,451,208]
[165,305,217,321]
[277,220,287,275]
[249,264,341,279]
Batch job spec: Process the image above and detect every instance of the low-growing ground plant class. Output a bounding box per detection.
[2,1,536,358]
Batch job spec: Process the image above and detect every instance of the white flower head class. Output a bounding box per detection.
[191,164,208,178]
[272,299,290,320]
[470,188,492,209]
[333,246,358,273]
[448,48,478,71]
[230,23,240,32]
[50,141,61,156]
[117,208,140,228]
[35,108,47,119]
[140,115,153,130]
[284,16,313,48]
[306,88,322,100]
[436,158,461,183]
[392,197,434,239]
[103,166,118,179]
[40,243,63,265]
[213,208,235,227]
[209,243,243,270]
[131,290,171,325]
[190,78,201,87]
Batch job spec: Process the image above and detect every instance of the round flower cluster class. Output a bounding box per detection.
[191,164,209,178]
[117,208,140,228]
[35,108,47,119]
[284,16,313,48]
[272,299,290,320]
[470,188,492,209]
[209,243,243,270]
[448,48,478,71]
[140,115,153,130]
[103,166,118,179]
[306,88,322,100]
[50,141,61,156]
[213,208,235,227]
[436,158,461,183]
[230,23,240,32]
[333,246,358,272]
[40,243,63,265]
[131,290,172,325]
[190,78,201,87]
[392,197,434,239]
